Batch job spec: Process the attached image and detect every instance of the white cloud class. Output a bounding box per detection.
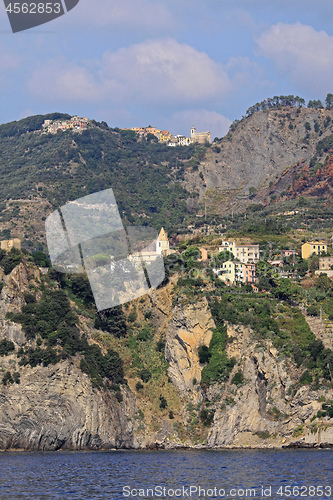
[225,55,267,91]
[28,58,99,101]
[167,109,231,140]
[256,23,333,94]
[27,39,232,105]
[99,39,231,103]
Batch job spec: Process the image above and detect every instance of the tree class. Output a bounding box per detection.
[159,395,167,409]
[308,254,319,273]
[198,345,211,363]
[1,248,22,275]
[308,100,323,109]
[94,306,127,338]
[325,93,333,110]
[32,251,51,267]
[69,274,94,304]
[140,368,151,383]
[272,278,298,302]
[316,273,333,292]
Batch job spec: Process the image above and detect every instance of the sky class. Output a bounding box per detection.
[0,0,333,139]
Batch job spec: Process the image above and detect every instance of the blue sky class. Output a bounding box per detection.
[0,0,333,138]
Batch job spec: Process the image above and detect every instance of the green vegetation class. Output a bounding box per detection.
[94,306,127,338]
[293,424,304,438]
[0,116,203,234]
[0,248,23,275]
[159,395,167,409]
[241,94,333,121]
[140,368,152,383]
[7,285,125,388]
[2,371,20,385]
[0,339,15,356]
[231,371,245,387]
[200,301,236,386]
[200,408,215,426]
[256,430,271,439]
[0,113,71,139]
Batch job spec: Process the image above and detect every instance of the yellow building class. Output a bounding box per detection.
[156,227,170,257]
[1,238,21,252]
[301,241,327,259]
[215,260,236,284]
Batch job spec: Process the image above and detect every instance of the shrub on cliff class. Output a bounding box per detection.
[94,306,127,338]
[0,339,15,356]
[0,248,22,275]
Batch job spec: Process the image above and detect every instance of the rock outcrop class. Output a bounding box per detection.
[207,325,333,448]
[185,107,333,213]
[0,262,332,450]
[0,359,137,450]
[165,297,215,393]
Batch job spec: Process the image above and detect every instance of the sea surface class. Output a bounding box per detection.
[0,449,332,500]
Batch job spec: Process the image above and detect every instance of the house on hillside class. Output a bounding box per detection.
[268,260,284,267]
[319,256,333,270]
[213,260,256,285]
[218,240,259,264]
[283,249,298,258]
[242,263,256,283]
[214,260,236,284]
[233,244,260,264]
[301,241,327,259]
[219,240,236,253]
[174,135,193,146]
[1,238,21,252]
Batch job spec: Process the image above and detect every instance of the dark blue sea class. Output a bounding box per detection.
[0,449,332,499]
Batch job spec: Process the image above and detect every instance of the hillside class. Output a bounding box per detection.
[0,253,332,450]
[187,107,333,214]
[0,117,201,251]
[265,150,333,202]
[1,107,333,250]
[0,107,333,450]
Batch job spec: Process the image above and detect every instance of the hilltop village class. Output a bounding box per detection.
[123,125,211,146]
[41,116,89,134]
[40,116,211,146]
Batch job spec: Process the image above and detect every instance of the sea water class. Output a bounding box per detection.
[0,449,332,499]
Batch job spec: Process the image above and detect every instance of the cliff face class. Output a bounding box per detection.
[0,262,138,450]
[165,297,215,394]
[0,262,332,450]
[0,360,137,450]
[208,325,333,448]
[185,107,333,213]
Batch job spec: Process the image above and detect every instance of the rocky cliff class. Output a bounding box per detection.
[207,325,333,448]
[0,262,332,450]
[186,107,333,213]
[165,297,214,394]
